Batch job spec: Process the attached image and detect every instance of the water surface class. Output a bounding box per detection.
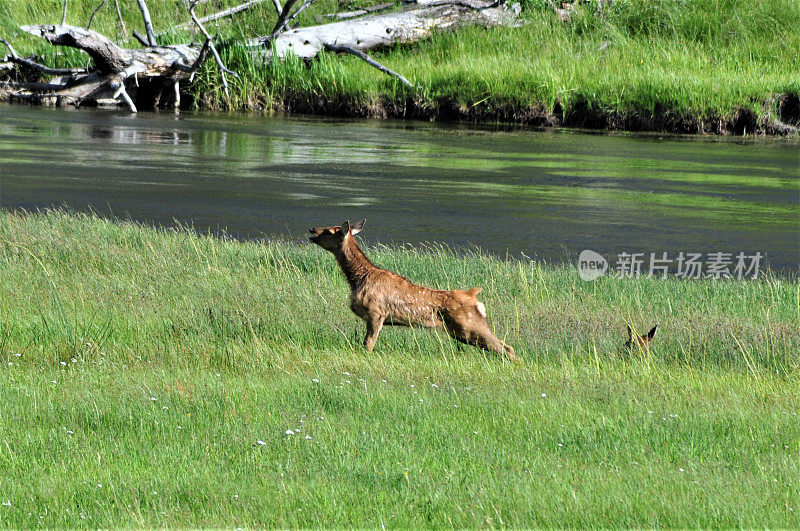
[1,105,798,272]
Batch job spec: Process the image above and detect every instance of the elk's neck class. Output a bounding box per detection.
[335,236,374,290]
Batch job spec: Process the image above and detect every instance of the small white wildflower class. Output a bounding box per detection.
[318,416,324,420]
[14,353,21,357]
[7,362,12,366]
[345,380,351,384]
[162,406,167,410]
[60,361,67,366]
[679,468,684,472]
[2,501,11,507]
[419,399,423,402]
[67,430,74,435]
[311,378,320,383]
[304,435,312,440]
[71,358,77,363]
[177,426,182,430]
[342,371,350,376]
[234,495,238,499]
[557,443,563,447]
[473,431,478,434]
[381,379,387,383]
[431,384,439,388]
[51,380,57,384]
[150,397,157,401]
[256,440,266,446]
[285,429,295,436]
[97,484,102,488]
[541,393,547,398]
[410,384,415,388]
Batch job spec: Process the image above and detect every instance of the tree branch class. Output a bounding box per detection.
[135,0,158,45]
[324,44,413,87]
[61,0,69,25]
[0,37,86,76]
[262,0,317,45]
[131,30,150,46]
[175,0,272,30]
[188,0,239,97]
[87,0,108,31]
[321,2,394,20]
[114,0,129,39]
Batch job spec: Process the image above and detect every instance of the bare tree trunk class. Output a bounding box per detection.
[247,0,520,60]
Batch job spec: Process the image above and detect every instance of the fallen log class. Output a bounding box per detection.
[8,25,204,111]
[1,0,519,112]
[247,0,521,60]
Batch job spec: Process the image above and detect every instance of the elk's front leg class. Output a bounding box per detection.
[363,314,387,352]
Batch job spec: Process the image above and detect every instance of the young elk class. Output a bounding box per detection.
[308,219,518,361]
[624,324,658,351]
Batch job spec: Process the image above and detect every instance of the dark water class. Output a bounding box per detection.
[1,105,798,271]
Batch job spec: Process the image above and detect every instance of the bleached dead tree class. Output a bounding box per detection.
[0,0,520,112]
[0,0,231,111]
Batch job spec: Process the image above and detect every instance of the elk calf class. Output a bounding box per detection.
[624,324,658,351]
[309,219,517,361]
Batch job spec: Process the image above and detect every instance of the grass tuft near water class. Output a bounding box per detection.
[2,0,799,132]
[0,209,798,526]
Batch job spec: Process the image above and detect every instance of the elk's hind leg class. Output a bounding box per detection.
[443,313,518,361]
[467,321,517,361]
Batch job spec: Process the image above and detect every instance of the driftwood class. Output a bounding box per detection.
[248,0,520,60]
[0,0,519,112]
[4,25,203,111]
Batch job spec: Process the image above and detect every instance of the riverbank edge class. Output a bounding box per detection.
[3,84,799,137]
[193,90,800,136]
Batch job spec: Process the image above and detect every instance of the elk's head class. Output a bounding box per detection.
[308,219,365,252]
[624,324,658,351]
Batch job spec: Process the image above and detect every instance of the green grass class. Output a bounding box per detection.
[0,209,798,526]
[1,0,799,132]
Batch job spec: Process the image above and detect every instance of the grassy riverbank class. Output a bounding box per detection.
[2,0,799,134]
[0,209,798,526]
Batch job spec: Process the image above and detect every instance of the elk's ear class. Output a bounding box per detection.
[351,219,366,235]
[648,324,658,339]
[341,220,350,234]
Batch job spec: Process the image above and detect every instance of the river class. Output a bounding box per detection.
[1,105,797,273]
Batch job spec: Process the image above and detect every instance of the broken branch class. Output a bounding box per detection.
[135,0,158,45]
[321,2,394,20]
[87,0,108,31]
[325,44,413,87]
[189,0,238,98]
[175,0,272,30]
[114,0,128,39]
[0,37,86,76]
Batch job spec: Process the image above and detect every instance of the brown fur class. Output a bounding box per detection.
[309,219,517,361]
[624,324,658,351]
